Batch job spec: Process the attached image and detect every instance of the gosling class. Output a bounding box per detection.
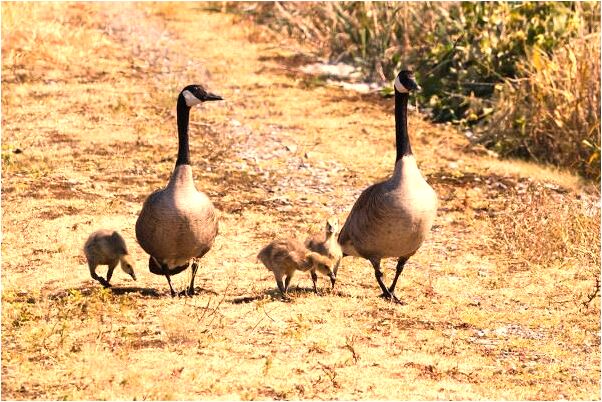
[305,216,343,288]
[257,238,336,297]
[84,229,137,287]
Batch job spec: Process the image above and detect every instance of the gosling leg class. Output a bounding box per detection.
[275,273,286,296]
[88,262,110,288]
[106,261,118,285]
[333,259,341,277]
[275,273,290,301]
[284,274,293,292]
[310,270,319,294]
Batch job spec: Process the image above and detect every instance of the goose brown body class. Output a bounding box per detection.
[339,156,437,259]
[135,164,218,269]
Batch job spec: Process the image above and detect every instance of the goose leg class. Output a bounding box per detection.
[184,262,199,296]
[370,258,401,303]
[310,270,318,294]
[165,274,176,297]
[369,257,389,294]
[388,257,409,297]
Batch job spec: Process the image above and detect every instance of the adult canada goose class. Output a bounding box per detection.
[136,85,222,297]
[338,70,437,303]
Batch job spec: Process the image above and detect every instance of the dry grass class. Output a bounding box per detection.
[1,3,600,400]
[226,2,463,85]
[231,2,601,179]
[2,3,129,84]
[226,2,436,81]
[482,157,590,193]
[480,33,601,180]
[488,183,600,271]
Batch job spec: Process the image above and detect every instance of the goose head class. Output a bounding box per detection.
[325,216,339,237]
[393,70,421,94]
[180,84,223,107]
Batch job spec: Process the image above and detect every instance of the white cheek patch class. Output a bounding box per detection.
[182,90,202,107]
[394,76,408,93]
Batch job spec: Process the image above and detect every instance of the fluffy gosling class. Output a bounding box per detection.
[305,216,343,288]
[84,229,136,287]
[257,237,335,298]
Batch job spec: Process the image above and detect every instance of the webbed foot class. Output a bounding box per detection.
[378,291,404,305]
[178,288,195,297]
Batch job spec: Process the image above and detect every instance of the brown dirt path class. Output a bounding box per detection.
[2,3,599,400]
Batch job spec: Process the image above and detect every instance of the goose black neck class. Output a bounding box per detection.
[176,95,191,166]
[395,91,412,162]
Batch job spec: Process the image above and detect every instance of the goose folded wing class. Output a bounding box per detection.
[339,181,387,245]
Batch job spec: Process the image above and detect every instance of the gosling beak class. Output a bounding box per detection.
[203,92,223,102]
[329,274,336,290]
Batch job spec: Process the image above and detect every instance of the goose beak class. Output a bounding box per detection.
[203,92,223,102]
[131,272,137,281]
[329,273,336,289]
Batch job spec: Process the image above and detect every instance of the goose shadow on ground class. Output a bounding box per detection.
[46,284,163,300]
[135,285,220,298]
[284,285,355,298]
[109,286,162,297]
[48,284,223,300]
[230,286,353,304]
[162,285,224,298]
